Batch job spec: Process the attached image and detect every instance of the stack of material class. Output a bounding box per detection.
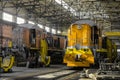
[0,24,12,47]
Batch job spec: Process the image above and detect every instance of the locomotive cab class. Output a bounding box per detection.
[63,20,98,67]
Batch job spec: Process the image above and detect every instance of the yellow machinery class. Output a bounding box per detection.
[94,33,119,80]
[106,38,117,62]
[40,39,50,66]
[0,55,14,72]
[0,40,14,72]
[63,21,96,67]
[12,26,51,68]
[96,32,118,63]
[96,38,117,62]
[27,39,51,67]
[104,32,120,36]
[63,20,119,67]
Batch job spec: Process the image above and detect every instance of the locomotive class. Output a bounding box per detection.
[63,20,117,67]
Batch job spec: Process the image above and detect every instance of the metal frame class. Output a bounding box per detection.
[0,0,120,31]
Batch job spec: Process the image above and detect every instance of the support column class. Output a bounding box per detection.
[0,10,3,20]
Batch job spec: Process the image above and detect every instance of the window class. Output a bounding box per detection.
[28,21,35,24]
[57,30,61,34]
[55,0,69,9]
[3,12,13,22]
[17,17,25,24]
[38,24,43,28]
[52,28,56,34]
[45,26,50,32]
[55,0,76,16]
[55,0,61,4]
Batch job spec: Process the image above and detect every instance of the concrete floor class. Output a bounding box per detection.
[2,65,119,80]
[0,65,68,80]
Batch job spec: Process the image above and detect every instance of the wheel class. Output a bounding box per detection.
[8,69,12,72]
[44,56,50,67]
[51,52,63,64]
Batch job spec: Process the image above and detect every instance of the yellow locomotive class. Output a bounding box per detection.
[63,20,97,67]
[63,20,117,67]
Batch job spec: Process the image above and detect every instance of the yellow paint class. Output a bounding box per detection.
[1,55,14,72]
[106,38,117,62]
[68,24,91,47]
[96,49,107,52]
[97,38,117,62]
[40,39,50,66]
[64,23,94,67]
[105,32,120,36]
[8,41,12,48]
[64,48,94,67]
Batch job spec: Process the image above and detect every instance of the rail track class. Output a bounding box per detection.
[1,65,119,80]
[15,70,79,80]
[14,67,81,80]
[0,65,82,80]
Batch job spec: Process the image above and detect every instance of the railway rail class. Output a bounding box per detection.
[1,64,120,80]
[15,70,79,80]
[0,65,81,80]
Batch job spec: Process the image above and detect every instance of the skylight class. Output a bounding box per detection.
[55,0,76,16]
[45,26,50,32]
[38,24,43,29]
[28,21,35,24]
[57,30,61,34]
[52,28,56,34]
[17,17,25,24]
[3,12,13,22]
